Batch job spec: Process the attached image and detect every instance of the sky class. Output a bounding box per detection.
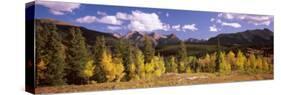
[34,1,274,40]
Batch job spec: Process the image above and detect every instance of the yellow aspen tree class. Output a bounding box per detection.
[262,57,269,72]
[82,60,95,84]
[218,52,231,75]
[100,50,115,82]
[112,57,125,82]
[248,53,257,73]
[256,56,263,72]
[36,59,47,85]
[227,51,236,70]
[134,50,145,79]
[236,50,246,71]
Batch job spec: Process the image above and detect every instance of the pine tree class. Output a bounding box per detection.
[44,30,66,86]
[143,35,155,63]
[93,36,107,82]
[123,44,135,81]
[36,23,51,86]
[65,28,90,84]
[178,41,187,73]
[178,41,187,61]
[215,36,221,72]
[134,49,145,80]
[111,39,126,82]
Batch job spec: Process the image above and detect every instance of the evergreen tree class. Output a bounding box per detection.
[143,35,155,63]
[215,37,221,72]
[44,30,66,86]
[123,43,135,81]
[178,41,187,61]
[65,28,90,84]
[36,23,51,86]
[178,41,187,73]
[92,36,107,82]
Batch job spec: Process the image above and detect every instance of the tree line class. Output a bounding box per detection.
[35,24,273,86]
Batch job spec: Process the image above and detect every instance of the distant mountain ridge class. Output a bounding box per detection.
[34,18,117,46]
[34,18,273,47]
[122,31,181,46]
[207,28,273,46]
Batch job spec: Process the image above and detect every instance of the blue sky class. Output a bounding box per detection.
[34,1,274,40]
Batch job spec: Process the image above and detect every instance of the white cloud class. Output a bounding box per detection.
[128,20,147,32]
[107,26,122,31]
[209,25,218,32]
[97,16,123,25]
[249,20,271,26]
[172,24,181,31]
[216,19,222,23]
[218,13,273,26]
[211,17,241,28]
[127,10,164,32]
[162,24,171,31]
[116,12,129,20]
[36,1,80,15]
[76,15,122,25]
[76,16,96,23]
[182,24,198,32]
[221,22,241,28]
[50,10,64,15]
[246,16,273,26]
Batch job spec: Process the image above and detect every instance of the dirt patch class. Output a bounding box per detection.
[35,73,273,94]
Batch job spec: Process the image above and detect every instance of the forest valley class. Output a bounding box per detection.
[33,19,273,93]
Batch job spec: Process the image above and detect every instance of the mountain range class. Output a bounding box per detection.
[33,18,273,47]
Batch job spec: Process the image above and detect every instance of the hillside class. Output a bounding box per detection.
[207,28,273,46]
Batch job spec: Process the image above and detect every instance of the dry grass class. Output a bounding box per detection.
[35,72,273,94]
